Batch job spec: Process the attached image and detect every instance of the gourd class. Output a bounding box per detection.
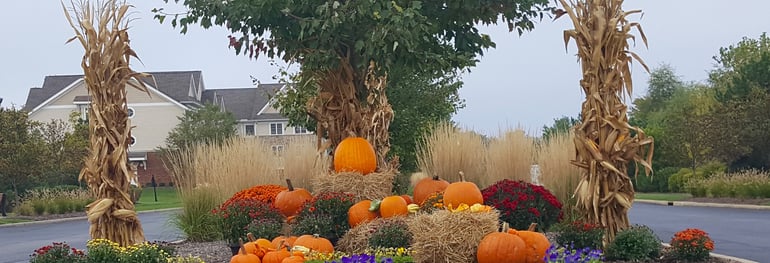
[413,175,449,205]
[348,200,379,227]
[443,172,483,209]
[333,137,377,174]
[274,179,313,217]
[477,223,526,263]
[231,238,262,263]
[509,223,551,263]
[293,234,334,253]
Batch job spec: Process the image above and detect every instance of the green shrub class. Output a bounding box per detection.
[636,166,678,193]
[291,213,336,239]
[668,168,693,193]
[173,188,221,242]
[684,179,708,197]
[32,200,47,215]
[605,225,661,261]
[369,220,413,249]
[246,217,283,240]
[18,187,93,216]
[553,220,604,250]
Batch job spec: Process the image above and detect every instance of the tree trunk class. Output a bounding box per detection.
[307,58,396,171]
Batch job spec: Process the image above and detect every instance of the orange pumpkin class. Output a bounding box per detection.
[509,223,551,263]
[348,200,379,227]
[271,236,298,248]
[293,234,334,253]
[262,241,291,263]
[333,137,377,174]
[400,195,413,205]
[477,223,527,263]
[231,238,262,263]
[379,196,408,218]
[280,251,305,263]
[413,175,449,205]
[274,179,313,217]
[443,172,483,209]
[246,233,275,258]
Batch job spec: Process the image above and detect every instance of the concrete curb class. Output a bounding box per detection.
[635,199,770,210]
[661,243,759,263]
[0,207,181,228]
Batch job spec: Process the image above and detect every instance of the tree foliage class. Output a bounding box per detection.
[162,104,238,151]
[541,115,579,141]
[0,107,48,194]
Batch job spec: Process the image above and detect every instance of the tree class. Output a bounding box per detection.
[0,107,48,194]
[162,104,237,152]
[33,114,90,186]
[629,64,684,128]
[541,115,579,141]
[155,0,552,169]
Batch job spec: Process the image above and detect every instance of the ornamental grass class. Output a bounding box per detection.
[484,128,536,188]
[538,131,581,216]
[416,122,487,186]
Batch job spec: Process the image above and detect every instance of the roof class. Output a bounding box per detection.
[23,71,203,111]
[203,83,285,120]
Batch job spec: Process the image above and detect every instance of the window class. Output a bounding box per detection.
[78,105,90,121]
[270,123,283,135]
[129,136,136,147]
[245,124,255,136]
[127,107,135,118]
[294,126,308,134]
[271,145,284,156]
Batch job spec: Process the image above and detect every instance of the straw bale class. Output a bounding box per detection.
[336,216,411,254]
[407,210,499,263]
[312,170,395,202]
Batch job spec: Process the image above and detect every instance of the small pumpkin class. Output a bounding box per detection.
[274,179,313,217]
[400,195,413,205]
[262,241,291,263]
[231,238,262,263]
[246,233,275,258]
[509,223,551,263]
[348,200,379,227]
[271,236,298,249]
[443,172,483,209]
[378,195,409,218]
[333,137,377,174]
[477,223,527,263]
[293,234,334,253]
[280,251,305,263]
[413,175,449,205]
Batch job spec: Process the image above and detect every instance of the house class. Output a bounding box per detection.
[23,70,312,186]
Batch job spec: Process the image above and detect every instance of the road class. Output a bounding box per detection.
[0,210,182,263]
[630,202,770,262]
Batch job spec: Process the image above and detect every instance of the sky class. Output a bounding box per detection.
[1,1,769,136]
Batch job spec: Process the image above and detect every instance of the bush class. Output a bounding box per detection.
[173,187,221,242]
[553,220,604,250]
[17,187,93,216]
[605,225,661,261]
[482,179,563,231]
[368,220,413,249]
[636,166,678,193]
[670,228,714,261]
[291,192,356,242]
[688,170,770,198]
[29,242,86,263]
[213,198,283,244]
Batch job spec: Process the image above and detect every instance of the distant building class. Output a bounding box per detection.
[23,71,312,186]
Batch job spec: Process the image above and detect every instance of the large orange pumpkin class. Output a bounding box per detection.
[333,137,377,174]
[274,179,313,217]
[348,200,379,227]
[293,234,334,253]
[413,175,449,205]
[509,223,551,263]
[443,172,483,209]
[379,195,408,218]
[231,238,262,263]
[477,223,527,263]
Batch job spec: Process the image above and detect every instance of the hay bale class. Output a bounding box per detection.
[408,210,499,263]
[336,216,410,254]
[312,170,395,202]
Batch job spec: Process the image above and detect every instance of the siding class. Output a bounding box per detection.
[128,104,184,152]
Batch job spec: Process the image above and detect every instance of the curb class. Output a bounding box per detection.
[0,207,181,228]
[634,199,770,210]
[661,243,759,263]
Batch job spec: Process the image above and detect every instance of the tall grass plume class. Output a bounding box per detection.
[538,131,581,215]
[485,128,536,187]
[416,122,486,185]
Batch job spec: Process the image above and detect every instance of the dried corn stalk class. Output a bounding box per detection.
[307,58,396,170]
[63,0,149,246]
[556,0,654,244]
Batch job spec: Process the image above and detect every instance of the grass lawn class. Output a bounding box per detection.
[0,216,31,225]
[635,192,692,201]
[135,187,181,212]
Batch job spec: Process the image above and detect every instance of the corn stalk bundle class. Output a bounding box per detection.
[556,0,654,244]
[307,59,397,170]
[63,0,149,246]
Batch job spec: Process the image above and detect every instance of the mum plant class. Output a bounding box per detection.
[482,179,563,231]
[213,198,284,245]
[292,192,356,242]
[29,242,86,263]
[670,228,715,261]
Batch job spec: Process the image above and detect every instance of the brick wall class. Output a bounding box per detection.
[136,152,173,187]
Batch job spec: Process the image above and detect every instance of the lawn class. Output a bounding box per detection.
[0,216,31,225]
[134,187,181,211]
[635,192,692,201]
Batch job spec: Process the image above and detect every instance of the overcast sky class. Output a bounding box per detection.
[1,1,768,136]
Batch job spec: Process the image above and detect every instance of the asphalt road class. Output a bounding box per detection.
[0,210,182,263]
[630,202,770,262]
